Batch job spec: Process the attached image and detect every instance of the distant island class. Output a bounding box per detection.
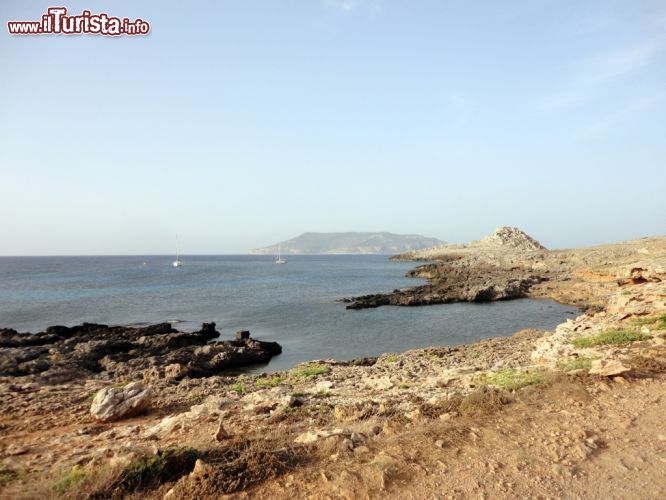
[251,232,445,255]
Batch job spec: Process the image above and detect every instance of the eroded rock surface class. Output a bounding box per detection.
[0,322,281,384]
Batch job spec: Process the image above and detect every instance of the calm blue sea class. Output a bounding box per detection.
[0,255,577,371]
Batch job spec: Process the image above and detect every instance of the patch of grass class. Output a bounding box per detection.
[188,388,204,401]
[290,391,307,398]
[483,369,544,391]
[108,447,200,494]
[659,314,666,329]
[571,329,650,348]
[631,313,666,328]
[0,464,18,486]
[398,383,411,389]
[51,464,118,497]
[254,376,284,388]
[56,465,89,492]
[312,390,330,398]
[382,354,401,364]
[557,356,594,372]
[229,382,246,395]
[290,363,330,379]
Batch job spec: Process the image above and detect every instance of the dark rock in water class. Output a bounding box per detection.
[0,322,281,384]
[197,322,220,341]
[235,330,250,341]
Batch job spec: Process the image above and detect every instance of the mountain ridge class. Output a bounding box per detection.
[252,232,444,255]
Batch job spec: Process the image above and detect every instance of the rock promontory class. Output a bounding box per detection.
[346,227,549,309]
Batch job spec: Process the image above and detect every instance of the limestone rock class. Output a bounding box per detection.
[589,359,631,377]
[90,382,152,422]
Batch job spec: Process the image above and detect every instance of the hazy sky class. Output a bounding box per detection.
[1,0,665,255]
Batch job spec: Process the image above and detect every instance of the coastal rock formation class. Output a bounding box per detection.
[0,322,281,384]
[392,226,546,261]
[346,227,549,310]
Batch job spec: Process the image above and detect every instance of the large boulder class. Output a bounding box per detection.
[90,381,152,422]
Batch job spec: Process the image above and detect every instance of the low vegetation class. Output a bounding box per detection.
[482,368,544,391]
[632,313,666,329]
[54,447,201,498]
[290,363,330,379]
[382,354,401,364]
[109,446,200,494]
[557,356,594,372]
[229,381,246,395]
[0,464,18,487]
[171,438,310,496]
[56,465,89,492]
[254,376,284,388]
[571,329,650,348]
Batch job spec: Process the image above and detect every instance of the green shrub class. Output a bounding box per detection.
[571,329,649,348]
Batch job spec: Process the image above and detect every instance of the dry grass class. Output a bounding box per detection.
[169,436,312,497]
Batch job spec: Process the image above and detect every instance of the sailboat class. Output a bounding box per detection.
[275,243,287,264]
[173,235,182,267]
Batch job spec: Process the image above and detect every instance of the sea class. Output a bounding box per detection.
[0,255,578,372]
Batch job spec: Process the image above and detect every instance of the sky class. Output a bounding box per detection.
[1,0,665,255]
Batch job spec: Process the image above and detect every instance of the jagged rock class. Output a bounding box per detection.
[90,382,152,422]
[0,322,281,383]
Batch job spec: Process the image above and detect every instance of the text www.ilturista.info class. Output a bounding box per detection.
[7,7,150,36]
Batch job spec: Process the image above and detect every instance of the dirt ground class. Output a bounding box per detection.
[244,374,666,500]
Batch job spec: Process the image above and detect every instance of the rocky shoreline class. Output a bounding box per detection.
[1,229,666,499]
[0,322,282,384]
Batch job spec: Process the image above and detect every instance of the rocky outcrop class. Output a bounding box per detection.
[392,226,547,261]
[479,226,546,251]
[344,227,552,310]
[0,322,281,384]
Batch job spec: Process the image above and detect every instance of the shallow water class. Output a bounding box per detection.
[0,255,577,371]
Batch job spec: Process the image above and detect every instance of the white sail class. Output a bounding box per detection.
[173,235,182,267]
[275,243,286,264]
